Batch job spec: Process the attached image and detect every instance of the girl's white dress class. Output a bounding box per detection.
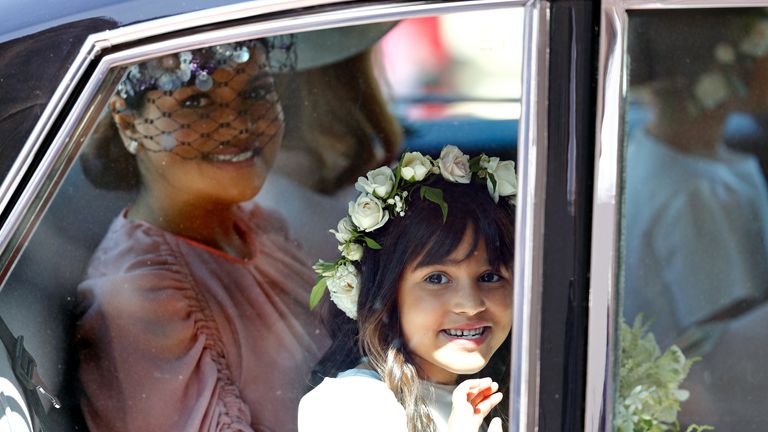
[298,368,458,432]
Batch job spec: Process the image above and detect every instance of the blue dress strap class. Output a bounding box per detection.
[336,367,382,381]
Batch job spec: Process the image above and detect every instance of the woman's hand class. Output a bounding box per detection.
[448,377,504,432]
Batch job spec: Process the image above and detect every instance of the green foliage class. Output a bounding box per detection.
[309,277,327,310]
[614,315,708,432]
[420,185,448,222]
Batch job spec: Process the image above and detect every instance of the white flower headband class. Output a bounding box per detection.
[309,145,517,319]
[692,19,768,111]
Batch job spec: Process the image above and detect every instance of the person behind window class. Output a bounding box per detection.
[298,146,516,432]
[75,38,334,432]
[624,9,768,428]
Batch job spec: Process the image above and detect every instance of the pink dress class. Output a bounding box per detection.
[76,203,329,432]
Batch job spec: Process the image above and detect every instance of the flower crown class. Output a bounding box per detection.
[309,145,517,320]
[691,18,768,111]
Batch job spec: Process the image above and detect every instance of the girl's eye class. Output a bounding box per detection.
[181,94,213,108]
[240,84,276,101]
[479,272,503,283]
[425,273,450,285]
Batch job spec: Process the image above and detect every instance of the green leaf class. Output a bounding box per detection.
[420,186,448,222]
[363,236,382,249]
[469,155,484,172]
[309,277,327,309]
[488,173,498,189]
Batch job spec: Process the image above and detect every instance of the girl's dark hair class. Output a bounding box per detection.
[313,176,515,432]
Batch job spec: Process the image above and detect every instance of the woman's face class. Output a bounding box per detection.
[397,228,513,384]
[122,43,284,204]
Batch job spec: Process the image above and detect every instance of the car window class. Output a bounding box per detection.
[617,7,768,431]
[0,5,524,431]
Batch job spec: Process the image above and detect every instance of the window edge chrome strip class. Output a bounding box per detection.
[510,1,548,431]
[585,0,626,430]
[585,2,768,431]
[0,0,529,269]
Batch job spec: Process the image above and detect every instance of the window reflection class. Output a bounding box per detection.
[621,8,768,431]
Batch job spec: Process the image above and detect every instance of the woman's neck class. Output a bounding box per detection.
[128,189,252,259]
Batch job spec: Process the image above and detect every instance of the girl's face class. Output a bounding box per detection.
[119,43,284,204]
[397,227,513,384]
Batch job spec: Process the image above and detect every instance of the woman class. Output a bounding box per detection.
[75,38,327,432]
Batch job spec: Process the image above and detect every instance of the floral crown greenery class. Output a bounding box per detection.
[309,145,517,320]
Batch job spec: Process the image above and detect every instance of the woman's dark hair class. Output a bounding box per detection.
[79,107,141,191]
[313,176,515,432]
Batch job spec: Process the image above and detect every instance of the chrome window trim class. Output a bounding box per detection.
[585,1,626,429]
[0,0,528,278]
[586,1,768,431]
[510,1,548,431]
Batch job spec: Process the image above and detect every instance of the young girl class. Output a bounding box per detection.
[298,145,517,432]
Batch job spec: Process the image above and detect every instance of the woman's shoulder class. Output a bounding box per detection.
[86,210,179,271]
[298,368,407,431]
[78,212,198,317]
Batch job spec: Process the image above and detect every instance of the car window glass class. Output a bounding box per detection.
[618,8,768,431]
[0,8,523,431]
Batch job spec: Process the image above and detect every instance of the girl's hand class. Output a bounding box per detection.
[447,377,504,432]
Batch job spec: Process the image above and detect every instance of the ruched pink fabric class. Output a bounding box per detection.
[76,203,328,432]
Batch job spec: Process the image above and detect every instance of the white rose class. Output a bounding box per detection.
[330,216,355,243]
[339,242,364,261]
[486,160,516,202]
[693,71,731,111]
[327,262,360,319]
[355,166,396,198]
[400,152,432,182]
[480,155,500,173]
[496,160,517,196]
[349,194,389,232]
[714,42,736,65]
[438,145,472,184]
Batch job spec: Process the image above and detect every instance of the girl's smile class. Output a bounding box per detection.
[397,227,513,385]
[441,323,491,345]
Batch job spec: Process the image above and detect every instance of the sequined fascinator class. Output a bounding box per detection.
[310,145,517,320]
[116,22,397,106]
[116,36,295,105]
